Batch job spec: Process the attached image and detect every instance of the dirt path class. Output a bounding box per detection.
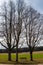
[0,64,43,65]
[0,64,14,65]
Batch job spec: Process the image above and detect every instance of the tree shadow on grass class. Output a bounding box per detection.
[13,59,41,65]
[0,59,40,65]
[13,61,40,65]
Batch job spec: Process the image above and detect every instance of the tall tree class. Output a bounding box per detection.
[0,0,15,61]
[24,7,42,61]
[0,0,26,61]
[15,0,25,62]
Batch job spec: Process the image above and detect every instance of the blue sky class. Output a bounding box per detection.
[26,0,43,14]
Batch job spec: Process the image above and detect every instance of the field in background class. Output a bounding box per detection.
[0,51,43,64]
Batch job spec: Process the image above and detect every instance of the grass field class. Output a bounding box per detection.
[0,51,43,64]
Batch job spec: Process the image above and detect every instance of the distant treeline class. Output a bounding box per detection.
[0,46,43,53]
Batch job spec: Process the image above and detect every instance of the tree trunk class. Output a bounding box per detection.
[30,51,33,61]
[8,50,11,61]
[16,43,18,62]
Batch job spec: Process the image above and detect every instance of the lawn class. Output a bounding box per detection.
[0,51,43,64]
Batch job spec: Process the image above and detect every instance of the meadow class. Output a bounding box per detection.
[0,51,43,64]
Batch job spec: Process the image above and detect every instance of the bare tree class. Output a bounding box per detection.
[14,0,26,62]
[0,0,26,62]
[0,0,43,62]
[0,0,15,61]
[24,7,42,61]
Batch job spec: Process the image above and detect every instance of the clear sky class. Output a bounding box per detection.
[0,0,43,48]
[26,0,43,14]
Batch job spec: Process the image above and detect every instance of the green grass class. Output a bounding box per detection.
[0,51,43,64]
[33,53,43,59]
